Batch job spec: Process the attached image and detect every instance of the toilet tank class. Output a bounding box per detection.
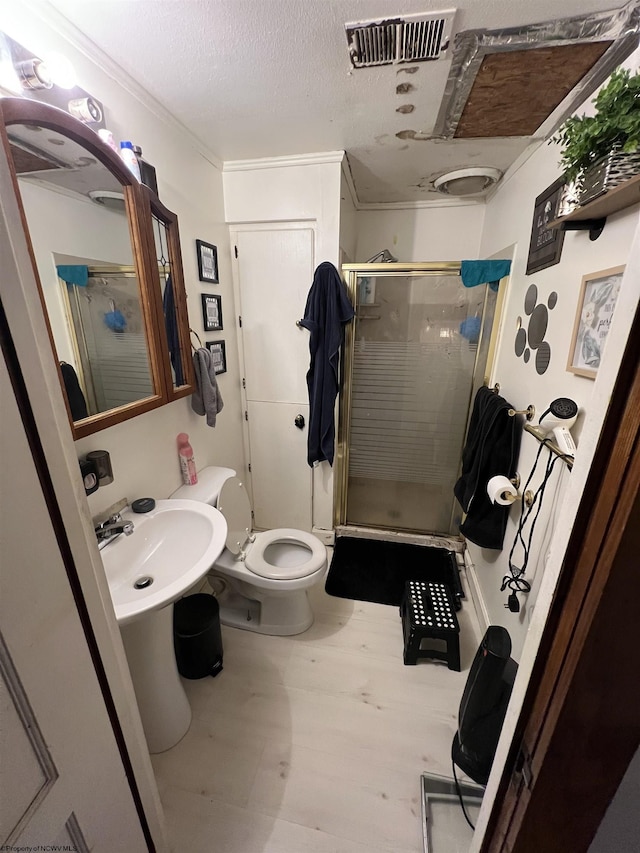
[170,466,236,506]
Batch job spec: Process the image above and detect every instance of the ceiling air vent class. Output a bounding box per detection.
[346,10,456,68]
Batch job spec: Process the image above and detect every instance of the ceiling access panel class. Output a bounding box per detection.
[433,2,640,141]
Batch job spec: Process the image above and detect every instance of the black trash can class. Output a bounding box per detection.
[173,593,223,679]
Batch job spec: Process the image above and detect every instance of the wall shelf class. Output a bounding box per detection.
[548,174,640,240]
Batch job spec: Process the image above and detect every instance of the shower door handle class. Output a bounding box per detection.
[294,414,305,429]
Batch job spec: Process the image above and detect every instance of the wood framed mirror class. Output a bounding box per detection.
[0,97,193,439]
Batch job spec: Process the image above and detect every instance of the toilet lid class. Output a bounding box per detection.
[218,477,252,555]
[245,528,327,580]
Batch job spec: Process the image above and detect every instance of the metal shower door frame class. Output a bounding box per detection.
[334,262,495,535]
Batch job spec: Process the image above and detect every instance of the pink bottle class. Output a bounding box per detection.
[177,433,198,485]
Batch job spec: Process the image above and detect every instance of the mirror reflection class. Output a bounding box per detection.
[7,122,156,422]
[58,262,153,417]
[152,213,185,389]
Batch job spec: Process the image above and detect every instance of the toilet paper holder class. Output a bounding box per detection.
[489,473,534,507]
[511,474,534,506]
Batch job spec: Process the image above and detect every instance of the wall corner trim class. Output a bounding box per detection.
[357,198,486,212]
[463,548,490,636]
[223,151,345,172]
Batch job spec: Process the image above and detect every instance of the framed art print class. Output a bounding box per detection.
[526,177,566,275]
[201,293,223,332]
[205,340,227,375]
[567,265,624,378]
[196,239,219,283]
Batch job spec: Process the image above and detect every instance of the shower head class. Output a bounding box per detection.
[366,248,398,263]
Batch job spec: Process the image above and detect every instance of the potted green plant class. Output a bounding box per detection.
[551,67,640,206]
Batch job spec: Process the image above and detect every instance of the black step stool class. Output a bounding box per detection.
[401,580,460,671]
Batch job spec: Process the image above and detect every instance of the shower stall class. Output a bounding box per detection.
[335,263,502,538]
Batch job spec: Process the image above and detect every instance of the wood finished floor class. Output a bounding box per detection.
[152,572,482,853]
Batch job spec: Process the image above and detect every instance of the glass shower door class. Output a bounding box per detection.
[343,271,486,535]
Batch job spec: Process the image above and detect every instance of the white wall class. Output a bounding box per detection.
[468,55,640,661]
[355,202,485,262]
[2,10,245,518]
[223,155,343,531]
[339,166,358,263]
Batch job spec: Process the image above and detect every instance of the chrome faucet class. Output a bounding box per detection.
[95,513,134,550]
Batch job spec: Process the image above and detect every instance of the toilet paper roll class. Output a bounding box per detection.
[486,475,518,506]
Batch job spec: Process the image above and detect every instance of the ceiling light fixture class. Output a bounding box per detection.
[433,167,502,197]
[88,190,126,212]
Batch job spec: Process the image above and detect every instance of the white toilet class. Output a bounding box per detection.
[171,467,327,635]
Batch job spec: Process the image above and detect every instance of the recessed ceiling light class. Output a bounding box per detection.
[433,167,502,196]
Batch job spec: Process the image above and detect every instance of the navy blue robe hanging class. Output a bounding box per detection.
[300,262,354,467]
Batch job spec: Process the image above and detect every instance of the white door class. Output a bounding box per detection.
[234,227,314,530]
[0,355,148,851]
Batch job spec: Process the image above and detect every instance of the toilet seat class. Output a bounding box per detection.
[216,477,325,581]
[245,529,326,580]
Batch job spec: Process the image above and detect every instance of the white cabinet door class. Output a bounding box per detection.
[235,227,314,530]
[0,356,147,852]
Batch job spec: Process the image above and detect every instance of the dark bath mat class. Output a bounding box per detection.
[325,537,463,608]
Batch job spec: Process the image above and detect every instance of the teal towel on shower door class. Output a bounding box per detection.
[460,260,511,291]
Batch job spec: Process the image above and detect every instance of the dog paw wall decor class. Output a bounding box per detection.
[514,284,557,375]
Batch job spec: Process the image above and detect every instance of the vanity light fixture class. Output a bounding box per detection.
[17,57,52,90]
[42,52,77,89]
[17,52,76,90]
[433,166,502,197]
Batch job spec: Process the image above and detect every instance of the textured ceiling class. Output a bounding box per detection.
[43,0,625,204]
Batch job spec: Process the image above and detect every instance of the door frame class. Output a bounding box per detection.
[0,132,167,851]
[335,262,496,533]
[479,296,640,851]
[229,221,317,511]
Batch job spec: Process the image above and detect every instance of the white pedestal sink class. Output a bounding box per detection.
[101,500,227,753]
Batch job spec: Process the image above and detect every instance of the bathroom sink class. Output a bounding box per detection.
[101,499,227,626]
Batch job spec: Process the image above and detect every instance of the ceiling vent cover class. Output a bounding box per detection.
[346,10,456,68]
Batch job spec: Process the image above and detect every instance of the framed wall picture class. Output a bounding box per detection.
[526,177,566,275]
[205,340,227,375]
[201,293,223,332]
[196,239,218,283]
[567,265,624,378]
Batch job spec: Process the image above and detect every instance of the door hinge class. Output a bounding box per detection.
[242,377,246,389]
[238,315,242,328]
[515,745,534,790]
[234,245,238,258]
[248,463,251,473]
[244,410,248,421]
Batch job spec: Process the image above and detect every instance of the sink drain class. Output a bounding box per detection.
[134,576,154,589]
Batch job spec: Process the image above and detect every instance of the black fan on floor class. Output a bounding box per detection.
[451,626,517,828]
[453,625,517,784]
